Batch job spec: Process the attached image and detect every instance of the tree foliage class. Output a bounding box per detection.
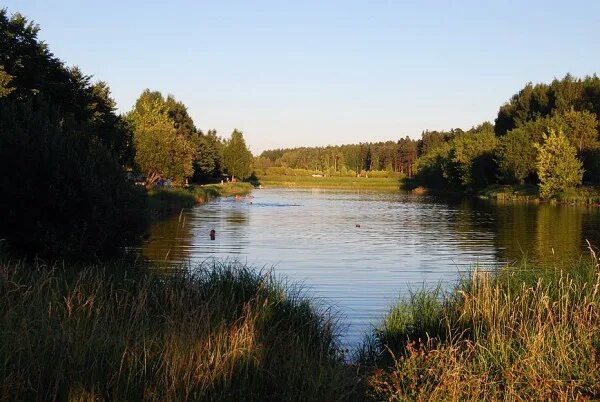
[0,9,146,259]
[496,110,599,185]
[495,74,600,137]
[128,90,195,185]
[223,130,254,180]
[536,131,584,199]
[413,124,497,191]
[0,98,146,260]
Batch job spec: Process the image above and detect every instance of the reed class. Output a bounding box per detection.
[0,259,356,401]
[364,253,600,401]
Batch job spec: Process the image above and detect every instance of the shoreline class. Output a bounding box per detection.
[2,255,599,399]
[147,182,254,218]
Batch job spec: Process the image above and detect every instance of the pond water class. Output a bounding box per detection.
[141,188,600,347]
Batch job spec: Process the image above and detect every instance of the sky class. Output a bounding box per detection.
[4,1,600,154]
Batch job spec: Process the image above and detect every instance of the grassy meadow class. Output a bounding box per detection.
[257,175,403,191]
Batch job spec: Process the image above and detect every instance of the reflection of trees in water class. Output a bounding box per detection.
[534,205,583,264]
[488,204,538,263]
[489,203,593,265]
[143,213,193,263]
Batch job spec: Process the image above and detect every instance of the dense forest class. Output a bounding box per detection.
[0,9,253,259]
[259,74,600,197]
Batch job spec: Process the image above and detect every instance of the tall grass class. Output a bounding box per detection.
[364,252,600,401]
[3,251,600,400]
[0,260,356,401]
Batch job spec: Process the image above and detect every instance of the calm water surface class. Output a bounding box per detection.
[142,188,600,346]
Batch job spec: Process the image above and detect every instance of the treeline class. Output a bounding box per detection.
[260,74,600,198]
[126,90,253,186]
[415,74,600,196]
[0,9,253,260]
[258,138,418,177]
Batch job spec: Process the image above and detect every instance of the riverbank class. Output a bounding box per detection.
[2,253,599,400]
[364,253,600,400]
[258,175,402,191]
[148,182,253,217]
[478,184,600,206]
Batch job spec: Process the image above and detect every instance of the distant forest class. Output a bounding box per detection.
[258,74,600,194]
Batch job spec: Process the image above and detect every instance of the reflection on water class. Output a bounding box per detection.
[140,189,600,346]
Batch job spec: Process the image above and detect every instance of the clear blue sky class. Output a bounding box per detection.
[4,1,600,153]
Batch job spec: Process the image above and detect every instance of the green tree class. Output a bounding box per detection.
[451,126,498,190]
[0,10,133,162]
[536,131,583,199]
[0,66,14,97]
[496,110,598,185]
[223,129,253,180]
[128,90,194,186]
[0,9,146,259]
[414,143,458,190]
[555,109,599,152]
[449,126,498,190]
[496,125,540,184]
[495,74,600,136]
[0,98,146,260]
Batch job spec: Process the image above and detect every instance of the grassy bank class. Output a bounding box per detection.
[258,175,402,191]
[148,182,253,217]
[479,184,600,206]
[3,252,600,400]
[0,260,356,401]
[363,253,600,401]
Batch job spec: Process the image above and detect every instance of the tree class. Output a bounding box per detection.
[128,90,194,186]
[536,131,583,199]
[397,137,418,177]
[414,143,458,190]
[0,98,146,260]
[496,110,598,185]
[223,129,253,180]
[494,74,600,136]
[0,9,146,260]
[555,109,599,152]
[450,126,498,190]
[496,125,540,184]
[0,66,14,97]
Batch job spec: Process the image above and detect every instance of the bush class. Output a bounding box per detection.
[0,100,147,260]
[536,131,584,199]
